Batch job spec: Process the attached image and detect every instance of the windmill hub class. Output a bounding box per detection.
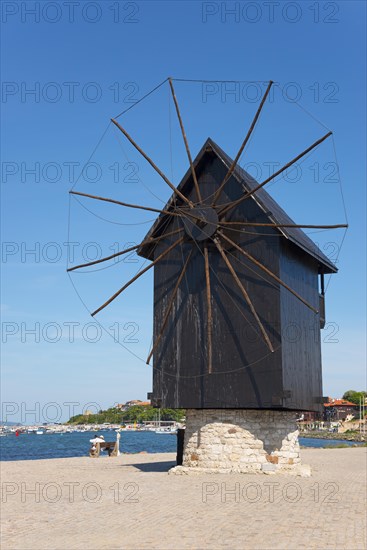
[181,206,219,241]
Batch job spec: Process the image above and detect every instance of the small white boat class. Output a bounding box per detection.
[36,430,44,435]
[155,427,177,435]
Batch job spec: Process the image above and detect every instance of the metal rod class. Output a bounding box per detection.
[111,118,193,208]
[219,231,319,314]
[320,273,325,295]
[146,250,193,365]
[360,398,362,434]
[169,78,202,203]
[220,131,332,216]
[220,221,348,229]
[67,227,184,272]
[212,80,273,206]
[203,244,213,374]
[214,237,274,353]
[91,236,185,316]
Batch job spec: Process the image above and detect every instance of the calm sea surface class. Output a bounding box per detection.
[0,432,363,462]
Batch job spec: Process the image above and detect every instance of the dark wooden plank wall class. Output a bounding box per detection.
[152,152,293,409]
[279,242,323,412]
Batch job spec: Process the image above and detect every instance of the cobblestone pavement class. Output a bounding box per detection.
[1,448,366,549]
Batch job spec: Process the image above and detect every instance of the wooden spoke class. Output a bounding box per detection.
[219,232,319,314]
[214,237,274,353]
[169,78,202,203]
[70,190,174,216]
[203,244,213,374]
[212,80,273,206]
[71,191,211,228]
[146,250,193,365]
[67,227,184,272]
[220,222,348,229]
[91,235,185,316]
[111,118,194,208]
[220,131,332,216]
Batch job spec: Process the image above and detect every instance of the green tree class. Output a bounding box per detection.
[342,390,367,406]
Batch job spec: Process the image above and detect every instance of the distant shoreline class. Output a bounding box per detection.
[301,431,366,442]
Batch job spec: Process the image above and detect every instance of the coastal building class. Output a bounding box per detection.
[323,398,358,421]
[298,397,359,424]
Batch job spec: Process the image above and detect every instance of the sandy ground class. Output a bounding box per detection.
[1,448,366,550]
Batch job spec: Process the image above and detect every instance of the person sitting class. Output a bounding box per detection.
[89,434,105,456]
[90,434,105,445]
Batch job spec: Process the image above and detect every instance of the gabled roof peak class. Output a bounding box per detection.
[138,137,337,273]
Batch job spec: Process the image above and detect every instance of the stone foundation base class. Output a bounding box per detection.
[170,409,310,476]
[169,464,311,477]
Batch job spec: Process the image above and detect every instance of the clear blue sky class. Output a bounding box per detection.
[1,1,366,423]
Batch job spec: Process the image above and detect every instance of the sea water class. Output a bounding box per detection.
[0,431,177,461]
[0,431,362,461]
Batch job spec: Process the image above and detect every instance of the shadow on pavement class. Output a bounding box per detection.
[122,460,176,472]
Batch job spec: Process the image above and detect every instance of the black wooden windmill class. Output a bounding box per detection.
[69,79,347,413]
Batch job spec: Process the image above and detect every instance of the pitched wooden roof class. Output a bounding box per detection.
[139,137,337,274]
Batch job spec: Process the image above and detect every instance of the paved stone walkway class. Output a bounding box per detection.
[1,447,366,549]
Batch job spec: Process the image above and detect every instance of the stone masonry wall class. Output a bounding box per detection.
[171,409,308,475]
